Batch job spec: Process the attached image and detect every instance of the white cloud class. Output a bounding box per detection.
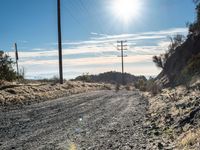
[89,27,188,40]
[90,32,98,35]
[31,48,46,51]
[11,27,187,79]
[19,55,152,66]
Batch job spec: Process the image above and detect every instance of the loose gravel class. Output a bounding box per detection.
[0,90,147,150]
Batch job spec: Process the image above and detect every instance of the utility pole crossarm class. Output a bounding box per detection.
[117,40,128,85]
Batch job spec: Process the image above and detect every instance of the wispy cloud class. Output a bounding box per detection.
[31,48,46,51]
[90,32,98,35]
[11,27,187,79]
[80,27,187,43]
[19,55,152,66]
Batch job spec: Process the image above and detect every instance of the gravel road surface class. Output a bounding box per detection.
[0,90,147,150]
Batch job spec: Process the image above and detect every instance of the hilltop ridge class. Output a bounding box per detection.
[74,71,147,85]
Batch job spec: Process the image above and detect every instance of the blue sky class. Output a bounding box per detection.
[0,0,196,79]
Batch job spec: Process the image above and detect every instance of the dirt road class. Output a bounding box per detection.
[0,90,147,150]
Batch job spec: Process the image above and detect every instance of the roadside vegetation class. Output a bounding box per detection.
[0,51,18,81]
[0,81,114,106]
[0,53,114,105]
[0,50,25,82]
[152,34,185,70]
[73,71,147,85]
[143,1,200,149]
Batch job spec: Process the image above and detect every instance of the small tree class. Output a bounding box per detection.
[168,34,185,54]
[75,73,91,82]
[188,1,200,34]
[153,34,185,70]
[153,56,164,69]
[0,51,17,81]
[193,0,200,3]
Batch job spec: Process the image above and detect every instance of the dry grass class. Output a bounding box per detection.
[144,84,200,149]
[68,142,77,150]
[0,81,114,105]
[125,85,135,91]
[177,128,200,150]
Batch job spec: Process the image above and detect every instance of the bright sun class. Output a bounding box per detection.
[111,0,142,24]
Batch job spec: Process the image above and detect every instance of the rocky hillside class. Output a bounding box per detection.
[156,34,200,87]
[74,71,146,85]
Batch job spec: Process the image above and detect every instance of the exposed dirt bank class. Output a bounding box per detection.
[144,82,200,149]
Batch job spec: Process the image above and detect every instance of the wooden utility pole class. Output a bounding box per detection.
[57,0,63,84]
[117,41,127,85]
[14,43,19,76]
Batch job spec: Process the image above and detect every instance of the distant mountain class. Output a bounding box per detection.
[155,34,200,87]
[74,71,147,85]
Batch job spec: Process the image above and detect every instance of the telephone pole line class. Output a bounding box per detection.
[57,0,63,84]
[14,43,19,76]
[117,40,127,85]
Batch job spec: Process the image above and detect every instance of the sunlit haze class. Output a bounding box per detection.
[0,0,195,79]
[111,0,142,24]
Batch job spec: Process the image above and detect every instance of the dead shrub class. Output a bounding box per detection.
[125,85,131,91]
[115,84,120,92]
[149,83,162,96]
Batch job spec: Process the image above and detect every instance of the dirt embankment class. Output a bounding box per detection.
[144,81,200,149]
[0,81,113,106]
[155,34,200,87]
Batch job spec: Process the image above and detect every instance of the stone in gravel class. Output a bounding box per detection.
[158,142,164,149]
[6,89,17,94]
[154,131,160,136]
[142,145,146,149]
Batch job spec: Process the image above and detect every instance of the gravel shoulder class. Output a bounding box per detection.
[143,84,200,149]
[0,90,147,150]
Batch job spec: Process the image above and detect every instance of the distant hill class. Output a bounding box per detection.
[155,34,200,87]
[74,71,147,85]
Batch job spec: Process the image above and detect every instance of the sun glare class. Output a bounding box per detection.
[111,0,142,24]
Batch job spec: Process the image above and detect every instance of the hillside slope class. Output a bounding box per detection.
[75,71,146,85]
[144,81,200,149]
[147,32,200,149]
[156,34,200,87]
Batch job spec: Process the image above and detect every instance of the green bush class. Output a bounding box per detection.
[185,53,200,75]
[180,53,200,84]
[0,51,17,81]
[188,2,200,34]
[134,77,162,95]
[75,73,91,82]
[134,79,147,91]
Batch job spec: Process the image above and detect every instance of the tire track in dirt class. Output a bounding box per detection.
[0,90,147,150]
